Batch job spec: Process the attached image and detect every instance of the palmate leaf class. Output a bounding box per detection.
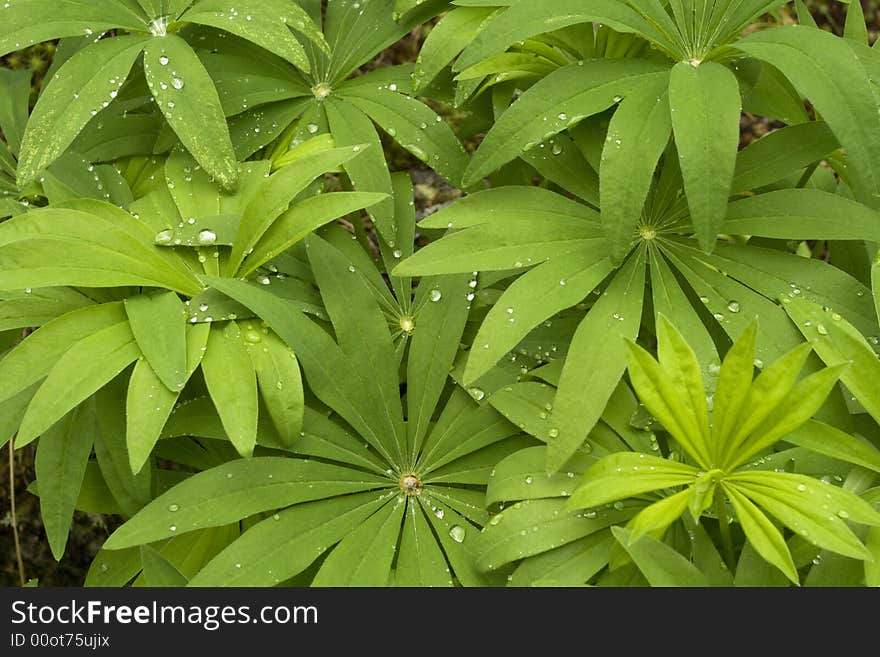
[16,321,140,447]
[549,248,646,472]
[668,61,741,252]
[0,302,123,406]
[0,1,146,57]
[201,321,258,459]
[142,34,237,188]
[0,205,203,296]
[126,323,210,474]
[782,298,880,425]
[115,227,518,585]
[600,81,671,263]
[17,34,149,187]
[462,59,670,186]
[124,291,187,393]
[34,399,96,560]
[736,26,880,208]
[611,527,709,587]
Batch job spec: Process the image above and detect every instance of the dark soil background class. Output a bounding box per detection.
[1,1,878,588]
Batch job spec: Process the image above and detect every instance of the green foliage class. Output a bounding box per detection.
[3,0,880,589]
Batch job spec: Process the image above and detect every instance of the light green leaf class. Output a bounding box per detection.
[567,452,698,510]
[17,322,140,447]
[34,400,95,560]
[724,482,798,584]
[126,323,210,474]
[228,144,369,276]
[124,291,187,393]
[0,302,124,405]
[142,34,237,188]
[782,298,880,425]
[243,191,386,277]
[611,526,709,587]
[201,321,258,458]
[668,61,741,252]
[17,35,148,186]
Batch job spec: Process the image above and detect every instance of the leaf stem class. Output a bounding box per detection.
[8,439,26,587]
[714,488,736,572]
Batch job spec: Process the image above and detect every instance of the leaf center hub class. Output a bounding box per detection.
[399,473,422,496]
[311,83,333,100]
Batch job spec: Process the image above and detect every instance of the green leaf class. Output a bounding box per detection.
[723,482,798,584]
[413,6,496,91]
[463,60,670,186]
[722,189,880,242]
[139,546,189,587]
[124,291,187,393]
[311,498,405,586]
[787,420,880,476]
[548,249,646,472]
[16,35,148,186]
[181,0,319,71]
[229,144,374,276]
[396,500,454,586]
[611,526,709,587]
[104,457,387,549]
[668,61,741,252]
[477,497,635,573]
[34,400,95,560]
[0,1,145,57]
[126,324,210,474]
[601,84,671,263]
[341,86,469,186]
[17,322,140,447]
[201,321,258,458]
[566,453,698,510]
[712,322,758,457]
[243,191,386,277]
[0,302,124,405]
[242,322,304,447]
[782,298,880,425]
[324,99,395,241]
[94,377,152,516]
[0,206,204,296]
[737,26,880,208]
[731,121,839,193]
[188,491,393,586]
[0,67,32,156]
[142,34,237,188]
[464,246,613,385]
[306,235,404,462]
[406,275,472,458]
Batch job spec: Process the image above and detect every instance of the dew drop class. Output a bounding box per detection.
[448,525,466,543]
[429,289,442,302]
